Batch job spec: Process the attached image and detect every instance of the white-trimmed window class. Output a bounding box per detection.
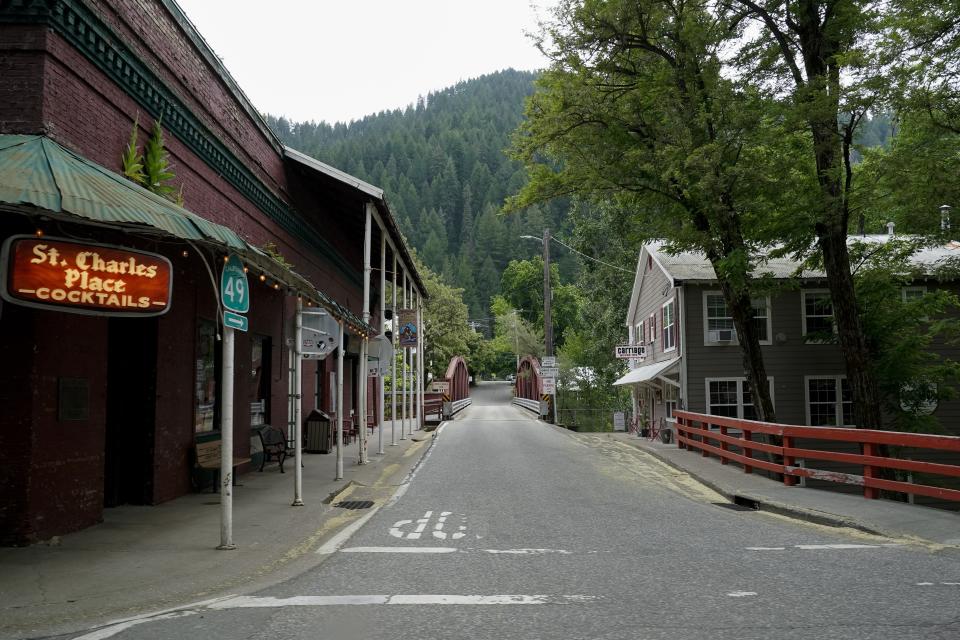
[648,313,656,344]
[802,290,835,341]
[805,376,853,426]
[662,299,676,351]
[703,292,771,345]
[664,383,679,419]
[902,286,926,302]
[635,321,645,344]
[706,378,773,420]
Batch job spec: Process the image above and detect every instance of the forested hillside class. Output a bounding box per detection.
[265,69,577,324]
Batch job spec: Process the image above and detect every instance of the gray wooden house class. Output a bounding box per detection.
[615,238,960,439]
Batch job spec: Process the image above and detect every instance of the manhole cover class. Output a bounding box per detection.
[334,500,375,510]
[712,502,757,512]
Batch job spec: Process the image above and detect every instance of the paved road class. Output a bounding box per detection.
[69,382,960,639]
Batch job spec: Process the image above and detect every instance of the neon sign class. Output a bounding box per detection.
[0,235,173,316]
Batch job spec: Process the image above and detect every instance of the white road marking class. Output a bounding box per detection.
[794,544,888,550]
[73,611,199,640]
[393,510,467,540]
[341,546,457,554]
[917,582,936,586]
[942,582,960,585]
[72,595,237,640]
[210,594,598,608]
[727,591,757,597]
[485,548,573,555]
[747,543,902,552]
[316,505,382,554]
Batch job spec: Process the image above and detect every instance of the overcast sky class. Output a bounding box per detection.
[175,1,556,125]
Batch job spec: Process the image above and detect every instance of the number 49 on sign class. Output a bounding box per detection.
[220,255,250,314]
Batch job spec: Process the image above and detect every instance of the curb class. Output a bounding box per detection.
[611,435,894,537]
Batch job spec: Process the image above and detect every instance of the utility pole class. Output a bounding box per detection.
[543,228,553,357]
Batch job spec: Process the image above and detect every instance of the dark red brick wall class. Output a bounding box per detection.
[0,25,47,134]
[27,309,109,540]
[0,218,36,543]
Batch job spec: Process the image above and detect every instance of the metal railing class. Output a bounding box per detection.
[674,410,960,502]
[512,397,541,413]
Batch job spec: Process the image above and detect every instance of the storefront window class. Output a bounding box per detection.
[195,319,218,432]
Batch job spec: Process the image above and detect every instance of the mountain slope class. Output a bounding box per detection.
[265,69,576,319]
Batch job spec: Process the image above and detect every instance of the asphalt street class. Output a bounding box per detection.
[65,382,960,640]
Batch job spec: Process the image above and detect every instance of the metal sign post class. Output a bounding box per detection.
[292,298,304,507]
[217,254,248,550]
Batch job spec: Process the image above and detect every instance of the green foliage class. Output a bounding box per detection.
[490,295,544,363]
[121,116,182,204]
[415,255,473,380]
[121,115,146,186]
[499,256,581,348]
[261,241,294,269]
[143,119,176,198]
[852,237,960,432]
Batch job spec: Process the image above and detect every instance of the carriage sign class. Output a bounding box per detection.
[615,344,646,359]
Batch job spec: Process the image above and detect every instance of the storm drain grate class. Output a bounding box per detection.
[713,501,758,512]
[334,500,375,510]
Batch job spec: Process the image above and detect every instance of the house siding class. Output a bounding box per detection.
[683,284,846,424]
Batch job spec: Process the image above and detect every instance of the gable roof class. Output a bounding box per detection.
[645,237,960,283]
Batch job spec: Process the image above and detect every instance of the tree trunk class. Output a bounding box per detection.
[716,279,775,423]
[819,230,883,430]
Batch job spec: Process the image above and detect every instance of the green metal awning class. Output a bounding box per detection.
[0,135,374,334]
[0,135,245,248]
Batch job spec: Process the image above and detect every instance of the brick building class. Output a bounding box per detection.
[0,0,425,545]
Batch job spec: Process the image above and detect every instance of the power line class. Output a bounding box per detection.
[550,236,634,273]
[521,234,634,273]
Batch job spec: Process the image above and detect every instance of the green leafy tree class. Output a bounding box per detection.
[509,0,800,420]
[852,238,960,433]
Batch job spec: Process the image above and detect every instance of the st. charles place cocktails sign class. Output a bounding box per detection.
[0,235,172,316]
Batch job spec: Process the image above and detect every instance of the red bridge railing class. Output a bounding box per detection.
[673,410,960,502]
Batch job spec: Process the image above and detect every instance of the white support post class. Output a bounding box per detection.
[360,203,372,465]
[379,232,386,455]
[391,253,398,446]
[401,271,408,440]
[358,336,368,464]
[336,320,345,480]
[218,326,236,550]
[417,294,424,429]
[293,297,304,506]
[403,273,410,438]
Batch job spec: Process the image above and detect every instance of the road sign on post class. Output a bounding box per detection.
[542,356,556,368]
[542,377,556,394]
[220,255,249,314]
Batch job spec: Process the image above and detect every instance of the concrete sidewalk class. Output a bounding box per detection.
[0,421,432,640]
[604,431,960,549]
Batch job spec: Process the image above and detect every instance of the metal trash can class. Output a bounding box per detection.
[304,409,332,453]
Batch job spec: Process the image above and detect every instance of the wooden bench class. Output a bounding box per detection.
[193,437,251,492]
[257,425,289,473]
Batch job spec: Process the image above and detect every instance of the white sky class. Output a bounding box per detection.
[175,1,556,125]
